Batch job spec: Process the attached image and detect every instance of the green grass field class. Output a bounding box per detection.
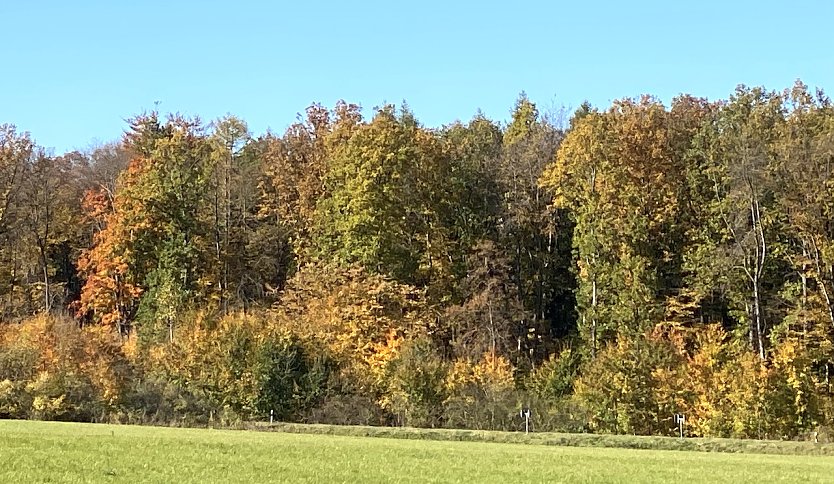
[3,420,834,483]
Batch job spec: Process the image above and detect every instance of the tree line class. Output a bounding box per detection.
[2,81,834,440]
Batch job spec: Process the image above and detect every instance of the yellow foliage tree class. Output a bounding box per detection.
[444,353,517,430]
[271,263,431,396]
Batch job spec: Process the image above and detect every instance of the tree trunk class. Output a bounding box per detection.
[42,262,50,312]
[223,148,232,314]
[752,278,764,360]
[488,299,496,358]
[750,196,766,359]
[591,272,598,357]
[810,237,834,330]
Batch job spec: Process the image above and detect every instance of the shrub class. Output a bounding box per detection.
[118,375,216,425]
[26,370,102,422]
[0,379,31,419]
[443,354,519,431]
[527,347,581,399]
[382,338,448,428]
[254,332,331,421]
[526,396,592,433]
[0,345,38,381]
[305,393,389,426]
[574,332,684,435]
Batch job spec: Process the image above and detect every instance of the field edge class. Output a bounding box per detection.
[248,421,834,457]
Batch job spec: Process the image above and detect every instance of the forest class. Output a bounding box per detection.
[2,81,834,440]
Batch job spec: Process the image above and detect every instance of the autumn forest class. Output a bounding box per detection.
[3,81,834,439]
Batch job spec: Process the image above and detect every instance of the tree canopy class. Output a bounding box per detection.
[3,82,834,439]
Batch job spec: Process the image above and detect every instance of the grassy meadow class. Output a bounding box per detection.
[2,420,834,483]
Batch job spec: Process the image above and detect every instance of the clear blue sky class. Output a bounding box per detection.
[2,0,833,153]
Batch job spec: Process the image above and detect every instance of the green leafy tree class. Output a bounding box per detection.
[691,87,787,358]
[771,82,834,385]
[78,113,213,339]
[542,98,688,353]
[498,94,571,357]
[311,105,447,285]
[253,102,361,296]
[0,126,34,320]
[206,115,252,314]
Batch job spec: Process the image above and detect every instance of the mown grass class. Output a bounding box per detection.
[254,422,834,456]
[3,420,834,483]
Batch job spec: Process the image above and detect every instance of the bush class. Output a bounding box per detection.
[0,342,39,419]
[0,379,31,419]
[527,347,581,399]
[574,332,684,435]
[118,375,216,426]
[26,370,103,422]
[526,396,592,433]
[305,393,389,426]
[254,332,331,421]
[383,338,448,428]
[443,354,519,431]
[0,345,38,381]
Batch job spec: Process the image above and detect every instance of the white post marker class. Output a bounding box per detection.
[520,408,531,434]
[270,409,274,425]
[674,413,685,439]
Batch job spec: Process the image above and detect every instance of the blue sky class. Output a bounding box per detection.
[2,0,833,153]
